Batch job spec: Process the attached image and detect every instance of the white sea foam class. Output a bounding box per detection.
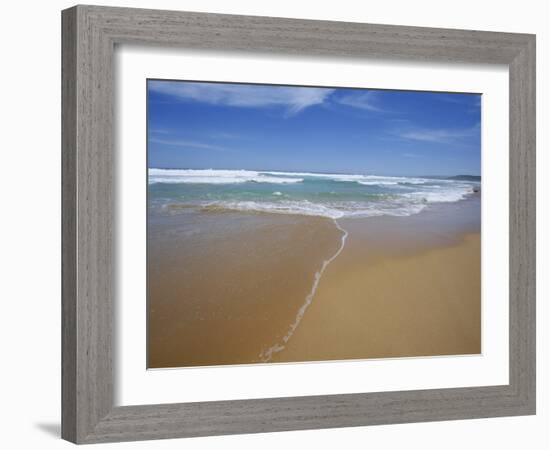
[356,176,429,185]
[201,199,432,219]
[265,171,432,186]
[202,200,346,219]
[263,170,365,181]
[148,168,303,184]
[405,184,474,203]
[357,180,399,186]
[259,220,349,362]
[149,168,438,186]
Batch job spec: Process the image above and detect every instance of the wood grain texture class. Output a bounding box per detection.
[61,7,77,443]
[508,36,536,407]
[61,4,536,444]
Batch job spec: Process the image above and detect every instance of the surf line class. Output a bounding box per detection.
[259,219,349,362]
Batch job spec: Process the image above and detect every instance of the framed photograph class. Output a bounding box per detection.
[62,5,536,444]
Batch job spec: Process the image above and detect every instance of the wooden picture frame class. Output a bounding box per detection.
[61,5,536,444]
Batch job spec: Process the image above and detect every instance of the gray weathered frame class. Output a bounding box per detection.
[62,4,536,444]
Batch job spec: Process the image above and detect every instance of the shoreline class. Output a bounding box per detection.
[259,219,348,362]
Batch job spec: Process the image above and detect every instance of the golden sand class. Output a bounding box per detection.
[271,232,481,363]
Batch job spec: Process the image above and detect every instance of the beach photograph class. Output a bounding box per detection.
[147,80,481,369]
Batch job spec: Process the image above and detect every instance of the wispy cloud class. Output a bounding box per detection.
[150,128,248,141]
[335,90,384,112]
[148,137,225,151]
[393,123,480,144]
[149,128,172,135]
[433,93,481,114]
[209,132,248,140]
[148,81,334,116]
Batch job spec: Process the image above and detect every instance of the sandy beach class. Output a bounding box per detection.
[148,195,481,368]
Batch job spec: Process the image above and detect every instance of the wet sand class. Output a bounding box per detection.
[148,197,481,368]
[148,211,342,368]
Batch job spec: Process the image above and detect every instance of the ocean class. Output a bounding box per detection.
[148,168,480,219]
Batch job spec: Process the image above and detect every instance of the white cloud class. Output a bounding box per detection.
[148,81,334,115]
[148,137,225,151]
[394,124,480,144]
[335,91,383,111]
[148,128,172,135]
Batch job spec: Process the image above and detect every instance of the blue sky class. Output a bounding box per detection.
[147,80,481,176]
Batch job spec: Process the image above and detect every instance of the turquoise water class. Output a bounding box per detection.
[148,169,480,219]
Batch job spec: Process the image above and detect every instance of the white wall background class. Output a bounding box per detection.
[0,0,546,448]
